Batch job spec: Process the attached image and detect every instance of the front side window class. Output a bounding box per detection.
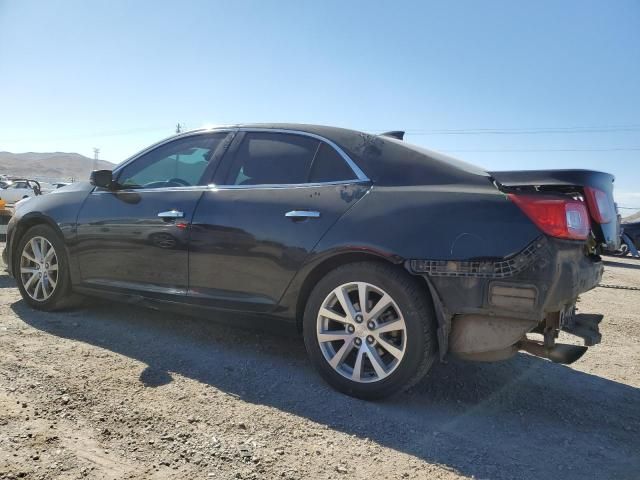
[117,133,227,189]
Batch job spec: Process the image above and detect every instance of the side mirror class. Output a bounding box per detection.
[90,170,115,189]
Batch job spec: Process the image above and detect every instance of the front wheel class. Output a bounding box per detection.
[15,224,75,311]
[303,262,438,400]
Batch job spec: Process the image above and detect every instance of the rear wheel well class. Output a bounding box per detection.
[295,252,425,331]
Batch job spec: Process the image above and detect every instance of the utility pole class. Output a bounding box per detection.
[176,123,183,134]
[93,148,100,172]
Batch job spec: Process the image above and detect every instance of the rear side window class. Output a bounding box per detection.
[309,143,357,183]
[225,133,319,185]
[224,132,359,186]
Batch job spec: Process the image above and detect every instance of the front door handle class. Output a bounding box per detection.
[158,210,184,219]
[285,210,321,219]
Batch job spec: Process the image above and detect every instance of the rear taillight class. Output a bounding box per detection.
[508,194,591,240]
[584,187,614,224]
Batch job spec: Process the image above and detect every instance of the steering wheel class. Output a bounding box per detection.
[167,178,190,187]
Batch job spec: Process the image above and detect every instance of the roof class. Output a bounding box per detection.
[176,123,490,186]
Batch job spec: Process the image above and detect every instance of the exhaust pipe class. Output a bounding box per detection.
[518,339,587,365]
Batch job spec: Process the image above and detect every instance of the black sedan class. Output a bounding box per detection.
[3,124,619,399]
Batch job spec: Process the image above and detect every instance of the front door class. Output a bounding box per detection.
[188,130,370,311]
[75,131,230,298]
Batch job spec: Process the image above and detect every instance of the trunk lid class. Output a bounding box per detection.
[490,169,619,251]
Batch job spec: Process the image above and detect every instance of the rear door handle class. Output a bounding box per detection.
[158,210,184,219]
[285,210,321,219]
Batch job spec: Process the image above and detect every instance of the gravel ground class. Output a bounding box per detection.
[1,250,639,480]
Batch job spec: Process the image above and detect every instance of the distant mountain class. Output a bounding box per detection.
[622,211,640,224]
[0,152,116,181]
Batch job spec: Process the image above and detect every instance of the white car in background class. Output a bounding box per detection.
[37,182,55,194]
[0,179,43,204]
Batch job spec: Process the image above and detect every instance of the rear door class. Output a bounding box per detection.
[188,130,370,312]
[75,131,231,298]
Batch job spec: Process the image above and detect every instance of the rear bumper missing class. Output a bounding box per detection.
[408,236,604,360]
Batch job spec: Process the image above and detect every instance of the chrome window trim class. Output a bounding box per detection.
[90,185,207,194]
[90,179,369,195]
[111,126,370,185]
[207,179,369,190]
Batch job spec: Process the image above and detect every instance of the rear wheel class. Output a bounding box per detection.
[15,224,75,311]
[303,262,437,400]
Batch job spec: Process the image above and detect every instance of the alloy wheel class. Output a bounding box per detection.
[316,282,407,383]
[20,236,59,301]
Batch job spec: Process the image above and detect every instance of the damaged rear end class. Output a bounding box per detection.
[492,169,619,253]
[492,170,617,363]
[415,169,618,365]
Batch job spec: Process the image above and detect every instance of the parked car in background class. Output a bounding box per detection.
[0,179,42,204]
[2,124,620,399]
[0,198,12,241]
[613,221,640,257]
[37,182,55,195]
[623,222,640,248]
[0,180,13,189]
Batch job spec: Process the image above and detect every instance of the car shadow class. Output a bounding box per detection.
[10,297,640,480]
[0,275,16,288]
[603,259,640,270]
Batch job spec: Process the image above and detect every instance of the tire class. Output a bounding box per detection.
[613,244,629,257]
[303,261,437,400]
[14,224,77,311]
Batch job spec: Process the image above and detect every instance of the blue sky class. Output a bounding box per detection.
[0,0,639,210]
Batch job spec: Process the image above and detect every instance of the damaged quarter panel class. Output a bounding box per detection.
[309,183,543,323]
[317,183,541,260]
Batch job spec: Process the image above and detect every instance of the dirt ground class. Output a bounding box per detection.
[1,250,639,480]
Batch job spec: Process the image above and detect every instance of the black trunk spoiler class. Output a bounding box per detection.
[490,169,619,251]
[489,169,614,194]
